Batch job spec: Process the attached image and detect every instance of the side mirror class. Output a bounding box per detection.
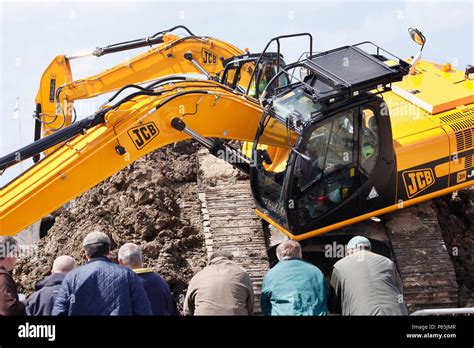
[465,65,474,80]
[408,28,426,75]
[408,28,426,47]
[294,151,312,180]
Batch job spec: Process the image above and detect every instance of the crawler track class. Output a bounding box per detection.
[386,202,459,311]
[196,151,460,314]
[197,151,270,314]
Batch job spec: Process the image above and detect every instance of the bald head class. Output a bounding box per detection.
[52,255,76,274]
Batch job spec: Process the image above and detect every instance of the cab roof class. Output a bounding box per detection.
[302,43,409,105]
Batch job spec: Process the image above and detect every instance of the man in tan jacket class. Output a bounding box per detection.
[184,251,254,315]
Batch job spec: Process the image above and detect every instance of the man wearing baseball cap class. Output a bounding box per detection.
[52,231,152,316]
[329,235,408,315]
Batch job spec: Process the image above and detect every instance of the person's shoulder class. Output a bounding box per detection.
[62,263,88,281]
[264,260,295,278]
[185,269,202,291]
[368,252,393,266]
[106,263,139,283]
[192,265,210,277]
[223,261,252,279]
[0,268,14,283]
[368,251,390,260]
[138,270,162,282]
[150,271,167,283]
[296,259,323,273]
[230,261,250,273]
[333,256,350,270]
[112,262,134,275]
[262,263,280,283]
[188,265,210,283]
[26,288,41,304]
[70,259,118,275]
[92,258,126,272]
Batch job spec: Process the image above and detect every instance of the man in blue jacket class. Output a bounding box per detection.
[261,240,328,316]
[26,255,76,316]
[118,243,178,316]
[52,231,152,316]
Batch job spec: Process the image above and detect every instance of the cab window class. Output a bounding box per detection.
[295,108,357,220]
[359,107,379,179]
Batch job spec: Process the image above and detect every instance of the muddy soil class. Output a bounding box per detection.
[14,141,208,312]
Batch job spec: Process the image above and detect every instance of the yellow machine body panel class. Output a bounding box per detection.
[392,60,474,114]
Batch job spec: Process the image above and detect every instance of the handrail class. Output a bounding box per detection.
[246,33,313,97]
[411,307,474,316]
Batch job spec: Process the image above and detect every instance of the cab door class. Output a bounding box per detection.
[356,99,397,215]
[287,97,396,235]
[287,104,360,233]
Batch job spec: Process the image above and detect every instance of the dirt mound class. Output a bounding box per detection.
[434,189,474,307]
[14,141,208,311]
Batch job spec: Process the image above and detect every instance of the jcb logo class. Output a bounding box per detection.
[402,168,435,198]
[457,170,467,183]
[202,49,217,65]
[127,122,159,150]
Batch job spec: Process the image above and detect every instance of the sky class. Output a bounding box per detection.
[0,0,473,185]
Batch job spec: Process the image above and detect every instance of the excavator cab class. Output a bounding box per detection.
[250,43,410,238]
[220,52,288,97]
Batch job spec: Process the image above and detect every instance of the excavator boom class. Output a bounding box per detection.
[34,26,254,145]
[1,80,270,235]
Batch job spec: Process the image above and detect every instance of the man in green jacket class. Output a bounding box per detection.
[261,240,328,316]
[329,236,408,315]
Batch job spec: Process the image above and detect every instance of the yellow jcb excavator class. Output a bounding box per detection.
[0,25,473,247]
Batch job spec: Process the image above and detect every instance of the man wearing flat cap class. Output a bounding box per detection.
[329,235,408,316]
[52,231,152,316]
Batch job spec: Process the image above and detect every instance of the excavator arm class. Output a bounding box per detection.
[1,27,297,236]
[1,80,294,235]
[34,26,255,146]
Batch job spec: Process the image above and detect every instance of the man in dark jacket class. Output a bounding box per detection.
[118,243,178,316]
[26,255,76,316]
[0,236,25,316]
[52,231,152,316]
